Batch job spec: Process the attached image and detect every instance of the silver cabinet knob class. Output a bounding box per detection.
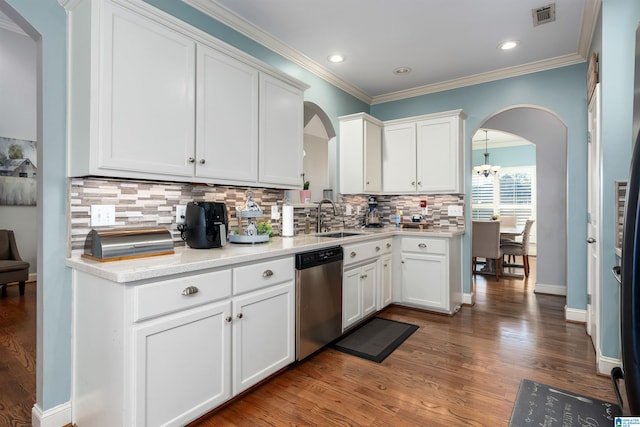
[376,246,381,251]
[386,242,391,249]
[181,286,199,296]
[263,269,274,277]
[411,181,416,186]
[360,274,368,279]
[225,316,232,323]
[418,181,422,186]
[237,313,243,319]
[199,159,206,164]
[587,237,596,244]
[418,243,427,249]
[187,157,195,163]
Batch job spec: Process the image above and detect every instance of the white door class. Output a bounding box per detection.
[232,281,294,394]
[196,44,259,182]
[382,123,417,192]
[402,253,447,310]
[364,120,382,193]
[100,2,196,177]
[416,116,458,193]
[361,262,378,317]
[379,255,393,309]
[134,302,231,427]
[586,84,601,349]
[342,267,363,330]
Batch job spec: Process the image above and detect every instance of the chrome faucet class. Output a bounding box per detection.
[317,199,338,233]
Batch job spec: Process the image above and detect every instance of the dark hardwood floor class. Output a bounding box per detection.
[0,259,618,426]
[194,258,618,426]
[0,281,36,427]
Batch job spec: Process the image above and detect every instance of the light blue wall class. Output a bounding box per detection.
[472,144,536,168]
[372,64,588,314]
[597,0,640,358]
[4,0,70,411]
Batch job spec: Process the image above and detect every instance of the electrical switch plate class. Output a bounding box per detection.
[356,206,361,215]
[91,205,116,227]
[176,205,187,224]
[447,205,463,217]
[421,207,428,215]
[271,206,280,220]
[345,204,352,216]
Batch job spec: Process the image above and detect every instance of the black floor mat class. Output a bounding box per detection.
[331,317,418,363]
[509,379,621,426]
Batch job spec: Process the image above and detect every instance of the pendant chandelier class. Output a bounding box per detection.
[473,130,500,177]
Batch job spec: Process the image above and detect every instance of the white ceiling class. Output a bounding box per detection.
[187,0,599,104]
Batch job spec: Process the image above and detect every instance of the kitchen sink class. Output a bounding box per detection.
[316,231,366,238]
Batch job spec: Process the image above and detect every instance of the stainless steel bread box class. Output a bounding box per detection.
[82,228,174,262]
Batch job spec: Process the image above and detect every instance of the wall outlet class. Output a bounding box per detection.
[91,205,116,227]
[176,205,187,224]
[345,204,352,216]
[447,205,463,217]
[271,205,280,220]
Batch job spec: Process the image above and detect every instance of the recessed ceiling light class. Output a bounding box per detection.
[328,54,345,63]
[498,40,519,50]
[393,67,412,75]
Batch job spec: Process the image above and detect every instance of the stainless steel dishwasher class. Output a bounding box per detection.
[295,246,343,360]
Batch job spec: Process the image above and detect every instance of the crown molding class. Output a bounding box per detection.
[182,0,372,104]
[371,53,586,105]
[183,0,595,107]
[0,13,26,36]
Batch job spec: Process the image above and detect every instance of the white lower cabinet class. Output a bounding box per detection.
[134,301,231,427]
[400,235,462,314]
[379,254,393,310]
[343,261,377,331]
[72,256,294,427]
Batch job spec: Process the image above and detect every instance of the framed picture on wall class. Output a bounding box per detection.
[0,137,37,206]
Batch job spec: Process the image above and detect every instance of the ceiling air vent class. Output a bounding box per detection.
[532,3,556,26]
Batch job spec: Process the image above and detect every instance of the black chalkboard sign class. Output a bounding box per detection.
[509,379,621,427]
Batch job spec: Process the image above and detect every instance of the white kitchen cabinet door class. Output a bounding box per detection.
[339,114,383,194]
[401,253,448,311]
[343,267,363,330]
[361,262,378,318]
[417,115,461,193]
[382,122,417,193]
[99,2,196,177]
[133,301,231,427]
[379,254,393,310]
[258,74,304,187]
[232,281,294,394]
[196,44,259,183]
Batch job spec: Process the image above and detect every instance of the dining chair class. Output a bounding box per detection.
[472,221,503,279]
[500,219,535,277]
[499,216,520,263]
[0,229,30,296]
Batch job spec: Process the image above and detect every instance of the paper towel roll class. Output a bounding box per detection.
[282,205,294,237]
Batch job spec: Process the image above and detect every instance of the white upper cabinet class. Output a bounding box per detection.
[382,122,417,193]
[382,109,466,194]
[258,74,305,187]
[196,44,259,183]
[339,113,383,194]
[66,0,307,188]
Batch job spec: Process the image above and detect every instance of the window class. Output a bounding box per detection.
[472,166,536,232]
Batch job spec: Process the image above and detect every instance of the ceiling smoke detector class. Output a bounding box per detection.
[532,3,556,26]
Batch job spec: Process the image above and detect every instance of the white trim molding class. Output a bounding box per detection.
[31,402,71,427]
[536,283,567,296]
[182,0,601,106]
[565,305,587,323]
[462,292,474,306]
[598,353,621,377]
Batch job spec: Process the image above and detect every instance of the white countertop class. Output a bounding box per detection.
[67,227,464,283]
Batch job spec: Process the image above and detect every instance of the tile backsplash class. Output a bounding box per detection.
[68,177,464,252]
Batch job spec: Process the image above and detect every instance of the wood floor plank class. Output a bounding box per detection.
[193,258,618,426]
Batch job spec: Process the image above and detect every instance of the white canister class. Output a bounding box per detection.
[282,204,294,237]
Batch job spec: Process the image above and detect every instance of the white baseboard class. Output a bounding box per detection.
[462,292,474,305]
[32,401,71,427]
[29,272,37,282]
[598,353,621,376]
[565,305,587,323]
[535,282,566,296]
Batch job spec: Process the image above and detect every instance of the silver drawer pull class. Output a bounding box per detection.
[350,251,357,258]
[181,286,199,296]
[187,157,195,163]
[418,243,427,249]
[376,246,381,251]
[263,269,274,278]
[386,243,391,249]
[360,274,368,279]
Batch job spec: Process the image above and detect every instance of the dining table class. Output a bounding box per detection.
[500,226,524,238]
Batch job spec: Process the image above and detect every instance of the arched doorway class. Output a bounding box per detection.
[475,106,568,296]
[302,102,337,202]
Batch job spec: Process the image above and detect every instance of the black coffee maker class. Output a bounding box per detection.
[365,196,382,228]
[180,202,228,249]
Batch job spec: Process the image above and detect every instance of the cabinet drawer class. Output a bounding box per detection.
[233,257,294,295]
[134,269,232,322]
[343,240,385,266]
[401,237,447,255]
